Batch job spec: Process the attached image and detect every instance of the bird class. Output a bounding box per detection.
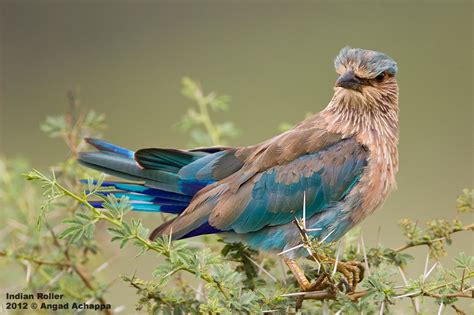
[78,47,399,293]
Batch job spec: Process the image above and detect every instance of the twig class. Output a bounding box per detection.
[451,304,467,315]
[28,170,233,300]
[46,223,112,315]
[360,235,370,276]
[0,250,70,267]
[395,224,474,252]
[293,218,337,291]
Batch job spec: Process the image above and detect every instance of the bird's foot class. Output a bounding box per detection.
[284,257,365,310]
[284,258,334,309]
[329,259,365,292]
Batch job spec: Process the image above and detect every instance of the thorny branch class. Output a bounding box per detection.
[395,223,474,253]
[280,205,473,312]
[46,222,113,315]
[25,169,232,300]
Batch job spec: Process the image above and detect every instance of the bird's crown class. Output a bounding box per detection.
[334,47,397,78]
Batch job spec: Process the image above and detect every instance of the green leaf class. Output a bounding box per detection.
[83,110,106,131]
[58,211,97,244]
[456,189,474,213]
[452,252,473,269]
[177,76,240,147]
[40,116,66,137]
[153,265,182,286]
[208,93,230,111]
[103,195,132,219]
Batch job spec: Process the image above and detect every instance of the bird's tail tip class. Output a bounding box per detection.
[82,138,135,158]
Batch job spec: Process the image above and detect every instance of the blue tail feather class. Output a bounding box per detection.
[79,139,231,239]
[85,138,134,159]
[88,200,186,214]
[82,179,192,213]
[82,180,193,202]
[92,191,189,206]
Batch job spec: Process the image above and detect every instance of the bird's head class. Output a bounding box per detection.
[333,47,398,107]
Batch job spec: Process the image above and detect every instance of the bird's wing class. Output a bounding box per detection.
[152,136,368,239]
[210,137,368,232]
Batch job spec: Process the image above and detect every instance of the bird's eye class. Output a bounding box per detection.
[375,72,385,82]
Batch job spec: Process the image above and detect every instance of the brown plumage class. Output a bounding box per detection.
[78,47,399,257]
[149,47,399,249]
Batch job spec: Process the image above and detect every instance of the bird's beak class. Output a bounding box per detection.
[335,70,364,92]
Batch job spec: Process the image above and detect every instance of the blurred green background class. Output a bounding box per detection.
[1,0,472,312]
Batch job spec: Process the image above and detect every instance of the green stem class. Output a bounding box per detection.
[29,169,231,299]
[424,272,474,294]
[0,250,70,267]
[38,268,84,300]
[395,223,474,252]
[198,99,220,145]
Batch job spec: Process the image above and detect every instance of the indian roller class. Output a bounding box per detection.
[78,47,399,292]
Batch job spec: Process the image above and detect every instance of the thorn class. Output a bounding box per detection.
[113,305,126,313]
[302,191,307,229]
[377,225,382,246]
[304,245,321,270]
[23,260,32,284]
[414,297,420,314]
[84,297,96,305]
[462,286,473,293]
[398,266,421,312]
[319,229,336,244]
[423,262,438,281]
[93,260,111,275]
[279,259,288,285]
[277,243,304,256]
[47,270,65,287]
[459,268,466,291]
[244,255,277,282]
[360,235,370,276]
[312,254,322,272]
[379,301,385,315]
[394,290,421,299]
[195,283,204,301]
[398,267,408,285]
[437,302,444,315]
[305,228,322,232]
[332,242,341,277]
[423,252,430,281]
[168,227,173,250]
